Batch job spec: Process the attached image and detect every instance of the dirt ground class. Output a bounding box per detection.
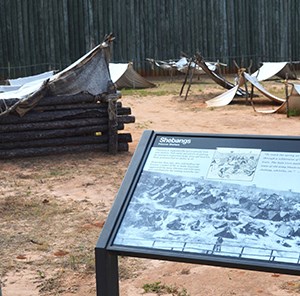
[1,75,300,296]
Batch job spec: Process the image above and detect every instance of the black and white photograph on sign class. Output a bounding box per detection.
[207,148,261,181]
[113,145,300,265]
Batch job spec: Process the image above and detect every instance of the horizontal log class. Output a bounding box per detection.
[0,108,109,124]
[36,92,121,106]
[34,103,107,112]
[0,93,101,109]
[0,123,125,143]
[0,92,121,118]
[117,133,132,143]
[0,133,132,150]
[117,115,135,124]
[1,97,123,113]
[34,100,124,112]
[37,93,98,105]
[0,114,133,133]
[0,117,108,133]
[34,104,131,115]
[36,100,122,109]
[0,142,129,159]
[117,107,132,116]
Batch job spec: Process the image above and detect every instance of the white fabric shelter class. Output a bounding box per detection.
[251,62,297,81]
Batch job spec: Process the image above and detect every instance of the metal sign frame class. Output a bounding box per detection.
[95,130,300,295]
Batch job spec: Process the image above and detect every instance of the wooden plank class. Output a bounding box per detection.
[4,0,13,77]
[37,0,46,72]
[57,0,66,69]
[73,0,80,60]
[201,0,208,57]
[0,1,7,78]
[10,0,20,76]
[42,0,51,71]
[27,0,37,74]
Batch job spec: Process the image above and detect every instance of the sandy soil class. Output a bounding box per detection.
[1,76,300,296]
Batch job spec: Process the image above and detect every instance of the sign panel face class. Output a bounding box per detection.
[109,132,300,273]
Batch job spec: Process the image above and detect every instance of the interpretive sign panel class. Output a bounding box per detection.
[95,130,300,295]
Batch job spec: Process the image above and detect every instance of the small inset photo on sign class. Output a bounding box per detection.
[207,148,261,181]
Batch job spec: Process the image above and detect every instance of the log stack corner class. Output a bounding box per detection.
[0,34,135,159]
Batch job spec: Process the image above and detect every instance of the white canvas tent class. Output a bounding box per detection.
[146,57,221,76]
[244,73,285,104]
[0,71,56,93]
[109,63,155,89]
[8,70,56,86]
[206,71,300,115]
[175,57,218,75]
[253,83,300,114]
[251,62,297,81]
[205,72,286,108]
[205,85,240,108]
[195,53,247,97]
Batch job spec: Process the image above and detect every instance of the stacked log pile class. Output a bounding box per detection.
[0,93,135,158]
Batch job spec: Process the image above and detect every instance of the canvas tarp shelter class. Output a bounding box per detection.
[171,57,218,75]
[0,71,56,93]
[251,62,298,81]
[194,53,247,97]
[146,56,224,78]
[205,85,240,107]
[0,36,114,117]
[8,70,56,86]
[244,73,286,104]
[205,72,300,113]
[252,83,300,114]
[0,85,22,93]
[109,63,155,89]
[205,71,286,108]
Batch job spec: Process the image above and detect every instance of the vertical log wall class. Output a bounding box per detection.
[0,0,300,78]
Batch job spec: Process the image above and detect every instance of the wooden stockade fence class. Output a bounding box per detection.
[1,0,300,79]
[0,93,135,158]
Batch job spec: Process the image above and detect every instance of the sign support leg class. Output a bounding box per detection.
[95,248,119,296]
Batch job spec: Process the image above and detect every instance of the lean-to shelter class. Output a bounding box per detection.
[0,34,135,158]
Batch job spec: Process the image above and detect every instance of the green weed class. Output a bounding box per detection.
[288,108,300,116]
[142,281,190,296]
[121,88,176,97]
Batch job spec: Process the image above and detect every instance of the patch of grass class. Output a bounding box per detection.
[121,88,177,97]
[49,169,68,177]
[142,281,190,296]
[288,108,300,116]
[281,280,300,293]
[180,268,190,275]
[0,195,61,222]
[65,246,95,273]
[0,193,100,280]
[119,257,145,280]
[135,120,153,129]
[37,271,64,294]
